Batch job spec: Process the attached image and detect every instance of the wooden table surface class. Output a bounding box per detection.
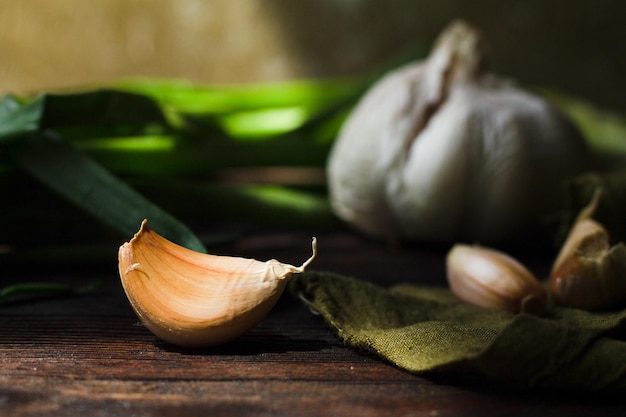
[1,231,624,417]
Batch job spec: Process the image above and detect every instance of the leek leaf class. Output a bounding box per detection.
[0,95,45,143]
[3,125,206,252]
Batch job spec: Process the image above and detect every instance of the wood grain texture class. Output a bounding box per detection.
[1,233,624,416]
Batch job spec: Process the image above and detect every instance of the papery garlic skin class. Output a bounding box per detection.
[327,20,589,243]
[118,220,316,348]
[446,244,546,315]
[551,234,626,310]
[550,191,626,310]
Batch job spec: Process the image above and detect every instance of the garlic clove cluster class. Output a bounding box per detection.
[446,244,547,315]
[447,190,626,314]
[549,191,626,310]
[118,220,317,348]
[327,20,589,244]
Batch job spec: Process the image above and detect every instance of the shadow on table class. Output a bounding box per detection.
[154,333,336,356]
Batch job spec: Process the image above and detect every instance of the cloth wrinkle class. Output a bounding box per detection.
[291,270,626,394]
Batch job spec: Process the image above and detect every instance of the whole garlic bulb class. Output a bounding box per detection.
[327,20,590,243]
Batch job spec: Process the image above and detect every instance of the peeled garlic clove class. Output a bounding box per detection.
[327,20,589,244]
[550,190,626,310]
[446,244,546,315]
[118,220,317,347]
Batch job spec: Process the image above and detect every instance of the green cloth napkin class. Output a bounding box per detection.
[291,271,626,393]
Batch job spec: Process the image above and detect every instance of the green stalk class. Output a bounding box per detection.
[4,132,206,252]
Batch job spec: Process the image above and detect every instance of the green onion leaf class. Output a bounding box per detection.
[5,131,206,252]
[0,95,45,143]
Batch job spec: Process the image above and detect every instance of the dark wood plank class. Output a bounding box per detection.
[0,311,413,382]
[3,376,625,417]
[1,232,624,416]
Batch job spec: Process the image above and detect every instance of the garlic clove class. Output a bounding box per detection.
[550,234,626,310]
[446,244,546,315]
[550,190,626,310]
[118,220,317,348]
[551,189,604,275]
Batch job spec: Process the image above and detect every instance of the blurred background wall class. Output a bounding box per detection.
[0,0,624,112]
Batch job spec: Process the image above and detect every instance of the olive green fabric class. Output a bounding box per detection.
[291,271,626,393]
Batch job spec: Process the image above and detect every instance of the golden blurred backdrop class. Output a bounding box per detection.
[0,0,624,111]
